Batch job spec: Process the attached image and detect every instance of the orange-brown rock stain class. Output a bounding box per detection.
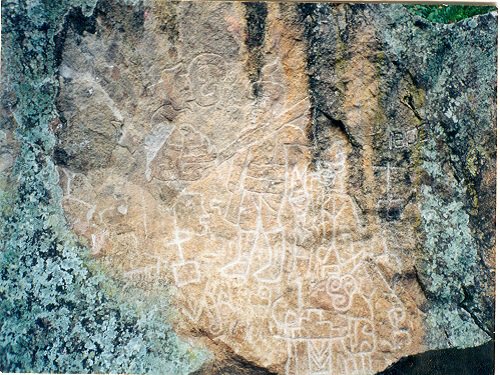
[57,3,428,374]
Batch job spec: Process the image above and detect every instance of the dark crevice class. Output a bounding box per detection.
[459,285,494,339]
[188,327,278,375]
[94,0,145,36]
[307,107,361,170]
[54,6,98,68]
[191,353,278,375]
[319,109,361,148]
[307,109,331,166]
[377,188,415,222]
[413,265,432,301]
[460,306,494,340]
[53,147,69,167]
[229,354,279,375]
[155,2,179,45]
[401,93,423,121]
[244,2,267,50]
[297,2,361,174]
[443,329,452,347]
[244,2,268,97]
[378,340,494,375]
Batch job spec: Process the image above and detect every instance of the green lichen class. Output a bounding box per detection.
[424,304,490,348]
[0,0,206,373]
[418,132,490,348]
[420,185,475,298]
[411,87,426,110]
[463,147,486,217]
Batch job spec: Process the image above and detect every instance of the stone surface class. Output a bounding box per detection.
[1,1,206,373]
[1,1,496,374]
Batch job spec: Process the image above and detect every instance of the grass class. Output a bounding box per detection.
[405,5,497,23]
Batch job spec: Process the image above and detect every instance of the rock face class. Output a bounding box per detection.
[1,1,496,374]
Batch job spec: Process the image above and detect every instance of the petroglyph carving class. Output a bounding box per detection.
[156,63,193,110]
[144,123,175,181]
[325,274,358,313]
[181,282,238,337]
[348,319,375,354]
[387,307,412,350]
[150,124,217,182]
[389,128,426,150]
[374,163,405,221]
[250,80,286,121]
[55,7,426,374]
[189,53,228,107]
[91,230,109,255]
[167,222,201,287]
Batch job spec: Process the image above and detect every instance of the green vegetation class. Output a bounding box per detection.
[406,4,496,23]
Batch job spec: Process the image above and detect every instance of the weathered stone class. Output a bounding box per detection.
[1,1,496,374]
